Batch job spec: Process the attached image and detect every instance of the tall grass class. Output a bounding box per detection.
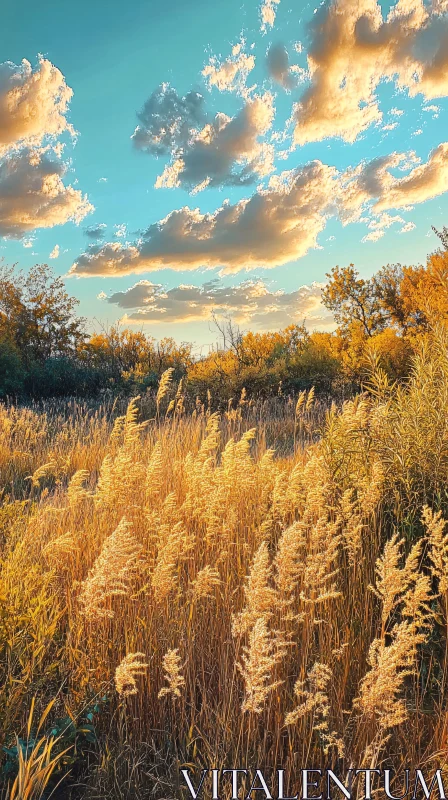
[1,330,448,798]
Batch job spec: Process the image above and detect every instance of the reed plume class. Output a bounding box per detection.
[189,565,221,602]
[232,540,278,635]
[285,662,344,756]
[158,648,185,699]
[238,616,287,714]
[78,517,142,620]
[115,652,148,698]
[423,505,448,595]
[156,368,174,413]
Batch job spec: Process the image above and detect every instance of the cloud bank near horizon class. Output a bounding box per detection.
[99,278,332,331]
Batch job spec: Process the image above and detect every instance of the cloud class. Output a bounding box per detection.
[132,81,274,192]
[362,229,384,242]
[0,148,93,238]
[202,42,255,93]
[100,278,333,330]
[49,244,60,258]
[360,211,406,241]
[156,93,275,192]
[114,223,127,238]
[341,142,448,217]
[0,57,74,157]
[71,140,448,277]
[131,83,205,155]
[85,222,107,240]
[399,221,416,233]
[71,141,448,277]
[0,55,92,239]
[292,0,448,146]
[266,43,305,90]
[260,0,281,33]
[70,160,339,277]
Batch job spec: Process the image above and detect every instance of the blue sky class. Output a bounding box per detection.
[1,0,448,350]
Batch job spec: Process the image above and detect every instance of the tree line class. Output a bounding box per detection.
[0,228,447,401]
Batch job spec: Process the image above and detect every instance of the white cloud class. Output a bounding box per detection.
[260,0,281,33]
[202,41,255,93]
[0,148,93,238]
[114,223,127,238]
[400,221,416,233]
[292,0,448,146]
[49,243,60,258]
[100,278,333,330]
[361,212,406,240]
[0,57,74,157]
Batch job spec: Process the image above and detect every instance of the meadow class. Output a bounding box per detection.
[0,323,448,800]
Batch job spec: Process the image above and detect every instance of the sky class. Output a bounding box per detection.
[1,0,448,352]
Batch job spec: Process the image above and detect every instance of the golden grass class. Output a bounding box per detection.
[1,330,448,798]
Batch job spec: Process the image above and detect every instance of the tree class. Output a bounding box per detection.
[399,253,448,332]
[322,264,386,337]
[373,264,409,331]
[0,334,24,397]
[78,327,193,391]
[0,263,85,366]
[433,225,448,250]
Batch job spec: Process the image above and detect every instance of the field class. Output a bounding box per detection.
[1,329,448,800]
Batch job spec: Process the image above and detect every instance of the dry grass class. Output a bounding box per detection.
[1,330,448,798]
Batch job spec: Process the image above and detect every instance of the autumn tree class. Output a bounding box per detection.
[0,263,85,366]
[322,264,387,337]
[78,327,193,391]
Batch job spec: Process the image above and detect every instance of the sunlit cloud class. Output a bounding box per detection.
[341,142,448,217]
[155,93,275,192]
[260,0,281,33]
[70,160,339,276]
[100,278,333,331]
[400,221,416,233]
[0,55,92,238]
[49,243,60,258]
[202,41,255,94]
[292,0,448,146]
[71,141,447,277]
[0,148,93,238]
[0,57,74,157]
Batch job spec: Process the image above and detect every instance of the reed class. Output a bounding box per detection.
[1,329,448,798]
